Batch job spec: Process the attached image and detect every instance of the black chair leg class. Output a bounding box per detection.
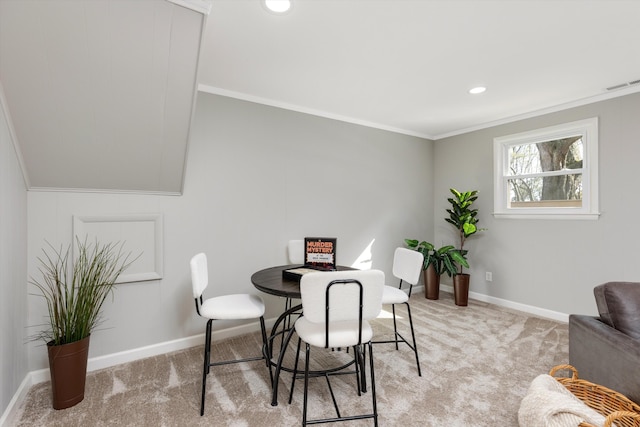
[391,304,399,350]
[259,316,274,386]
[289,337,302,404]
[201,319,213,416]
[405,302,422,377]
[367,341,379,427]
[200,317,272,415]
[353,345,362,396]
[205,320,212,375]
[302,343,311,427]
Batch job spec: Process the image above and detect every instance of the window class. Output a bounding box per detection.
[493,117,599,219]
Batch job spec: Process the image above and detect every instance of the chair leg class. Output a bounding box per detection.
[201,319,213,416]
[198,317,272,416]
[289,337,302,404]
[367,341,379,427]
[259,316,274,386]
[379,301,422,377]
[404,302,422,377]
[294,341,378,426]
[353,345,362,396]
[204,320,212,375]
[302,343,311,427]
[391,304,399,350]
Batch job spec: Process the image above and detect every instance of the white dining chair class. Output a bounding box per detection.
[289,269,384,426]
[373,247,423,376]
[288,239,305,264]
[190,252,270,416]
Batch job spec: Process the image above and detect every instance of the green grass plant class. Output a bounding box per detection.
[31,238,137,345]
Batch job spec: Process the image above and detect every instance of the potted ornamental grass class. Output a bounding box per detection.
[30,237,136,409]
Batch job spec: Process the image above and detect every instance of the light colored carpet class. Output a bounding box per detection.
[14,292,568,426]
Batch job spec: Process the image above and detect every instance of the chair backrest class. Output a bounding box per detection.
[392,247,423,286]
[300,269,384,324]
[190,252,209,299]
[288,239,305,264]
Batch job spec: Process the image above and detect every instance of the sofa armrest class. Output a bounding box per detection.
[569,314,640,404]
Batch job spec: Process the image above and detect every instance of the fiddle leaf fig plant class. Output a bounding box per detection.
[445,188,485,273]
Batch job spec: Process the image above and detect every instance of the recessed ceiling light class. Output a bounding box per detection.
[469,86,487,94]
[263,0,292,14]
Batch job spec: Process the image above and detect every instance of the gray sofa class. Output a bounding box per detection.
[569,281,640,404]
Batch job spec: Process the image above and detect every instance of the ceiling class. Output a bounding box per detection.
[199,0,640,139]
[1,0,640,193]
[0,0,206,193]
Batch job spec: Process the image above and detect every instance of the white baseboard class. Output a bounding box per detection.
[1,319,271,427]
[30,320,271,385]
[435,284,569,323]
[0,375,32,427]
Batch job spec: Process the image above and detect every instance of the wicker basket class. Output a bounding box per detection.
[549,364,640,427]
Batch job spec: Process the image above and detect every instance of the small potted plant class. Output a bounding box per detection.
[30,237,136,409]
[445,188,485,306]
[404,239,468,300]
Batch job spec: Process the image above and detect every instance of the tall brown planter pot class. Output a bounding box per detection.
[47,335,90,409]
[453,274,470,306]
[423,264,440,300]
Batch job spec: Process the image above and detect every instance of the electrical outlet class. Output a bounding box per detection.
[485,271,493,282]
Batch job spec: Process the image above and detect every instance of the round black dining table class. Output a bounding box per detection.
[251,264,354,299]
[251,264,360,406]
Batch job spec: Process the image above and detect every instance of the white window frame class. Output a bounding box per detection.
[493,117,599,220]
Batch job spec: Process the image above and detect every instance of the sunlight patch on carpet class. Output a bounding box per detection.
[104,375,127,400]
[168,361,180,388]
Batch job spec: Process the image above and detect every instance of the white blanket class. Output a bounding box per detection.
[518,374,607,427]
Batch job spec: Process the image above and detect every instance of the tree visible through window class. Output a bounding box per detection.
[508,136,583,208]
[493,118,599,219]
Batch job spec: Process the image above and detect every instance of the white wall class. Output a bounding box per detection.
[0,90,28,417]
[434,92,640,316]
[25,93,434,371]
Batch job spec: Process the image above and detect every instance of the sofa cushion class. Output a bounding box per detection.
[594,282,640,340]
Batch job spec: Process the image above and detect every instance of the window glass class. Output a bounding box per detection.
[493,118,598,219]
[508,137,583,207]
